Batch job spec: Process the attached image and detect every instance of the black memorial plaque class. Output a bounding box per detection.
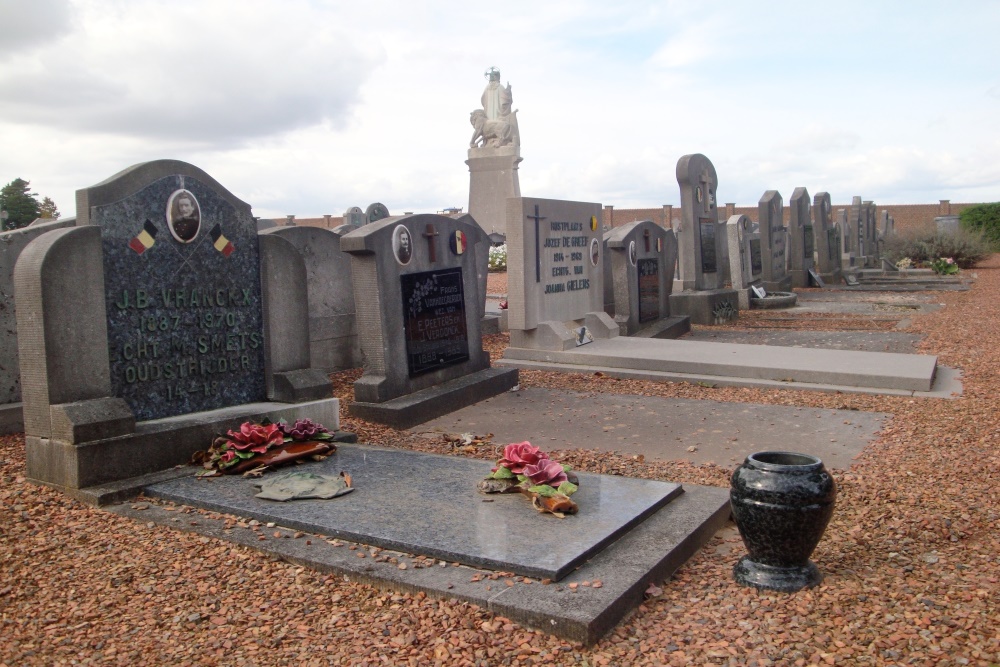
[803,225,815,258]
[749,238,763,275]
[699,219,717,274]
[401,267,470,377]
[99,175,267,422]
[637,258,660,323]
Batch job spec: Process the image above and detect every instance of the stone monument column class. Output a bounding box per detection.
[467,67,522,240]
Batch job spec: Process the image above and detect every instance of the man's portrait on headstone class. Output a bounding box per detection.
[393,224,412,265]
[167,189,201,243]
[628,240,637,266]
[590,237,600,266]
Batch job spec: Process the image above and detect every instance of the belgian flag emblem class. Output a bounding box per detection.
[210,224,235,257]
[590,215,598,231]
[128,220,158,254]
[450,229,467,255]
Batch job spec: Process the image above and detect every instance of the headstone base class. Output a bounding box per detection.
[789,268,812,289]
[0,402,24,435]
[819,269,843,285]
[668,289,739,325]
[349,367,519,430]
[26,398,339,491]
[632,316,691,340]
[763,275,793,293]
[509,312,618,351]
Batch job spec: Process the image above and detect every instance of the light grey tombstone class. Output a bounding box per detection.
[863,201,879,265]
[837,209,856,270]
[726,214,761,310]
[604,220,677,335]
[0,217,77,433]
[787,187,815,288]
[15,160,337,494]
[260,226,363,372]
[813,192,842,284]
[758,190,791,292]
[342,213,516,425]
[505,197,617,350]
[848,196,864,261]
[668,154,738,324]
[344,206,365,227]
[364,202,390,225]
[935,215,961,234]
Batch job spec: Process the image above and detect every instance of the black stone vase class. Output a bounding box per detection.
[730,451,836,592]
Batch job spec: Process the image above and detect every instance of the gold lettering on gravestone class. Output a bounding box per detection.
[112,286,262,400]
[542,220,591,294]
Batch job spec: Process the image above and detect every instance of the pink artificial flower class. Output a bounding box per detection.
[497,441,548,474]
[226,422,284,452]
[219,450,237,463]
[946,258,955,264]
[523,459,569,487]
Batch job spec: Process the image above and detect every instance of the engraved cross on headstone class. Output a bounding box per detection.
[423,223,439,263]
[699,169,714,214]
[526,205,546,283]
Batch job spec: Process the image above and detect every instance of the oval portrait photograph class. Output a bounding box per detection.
[590,237,600,266]
[166,189,202,243]
[392,224,413,265]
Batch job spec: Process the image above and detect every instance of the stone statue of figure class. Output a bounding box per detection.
[470,66,519,149]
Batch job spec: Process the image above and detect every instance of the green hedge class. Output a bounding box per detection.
[960,202,1000,249]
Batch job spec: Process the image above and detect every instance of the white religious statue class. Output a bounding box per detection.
[470,66,519,149]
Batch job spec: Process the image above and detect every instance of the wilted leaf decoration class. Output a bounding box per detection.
[478,441,579,517]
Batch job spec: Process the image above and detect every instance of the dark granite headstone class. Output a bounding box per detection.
[637,258,660,323]
[98,175,266,421]
[401,267,470,376]
[699,219,717,274]
[803,225,814,259]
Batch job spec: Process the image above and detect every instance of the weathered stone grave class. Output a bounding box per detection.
[0,218,77,433]
[864,200,879,266]
[668,154,739,325]
[505,197,618,349]
[787,187,815,288]
[364,202,390,225]
[344,206,365,226]
[342,213,517,428]
[812,192,842,284]
[758,190,791,292]
[837,208,856,272]
[15,160,338,498]
[260,225,362,371]
[726,214,764,309]
[848,196,866,266]
[603,219,685,337]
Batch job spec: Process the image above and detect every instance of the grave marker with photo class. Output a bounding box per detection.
[726,214,763,309]
[604,220,680,335]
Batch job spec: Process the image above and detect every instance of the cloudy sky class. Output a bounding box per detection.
[1,0,998,219]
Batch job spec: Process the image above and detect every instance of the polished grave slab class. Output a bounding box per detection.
[143,444,682,581]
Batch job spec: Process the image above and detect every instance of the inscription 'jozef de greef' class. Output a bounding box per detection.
[99,176,267,421]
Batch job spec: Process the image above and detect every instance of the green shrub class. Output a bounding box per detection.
[882,229,991,269]
[960,202,1000,249]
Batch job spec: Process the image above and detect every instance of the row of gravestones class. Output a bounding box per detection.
[4,160,518,494]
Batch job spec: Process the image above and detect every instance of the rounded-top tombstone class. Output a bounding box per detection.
[365,203,390,225]
[344,206,365,227]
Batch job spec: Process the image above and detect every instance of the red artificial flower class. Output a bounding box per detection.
[226,422,283,452]
[523,459,569,487]
[219,450,236,463]
[497,441,548,474]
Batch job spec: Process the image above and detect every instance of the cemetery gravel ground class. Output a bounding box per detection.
[1,267,998,667]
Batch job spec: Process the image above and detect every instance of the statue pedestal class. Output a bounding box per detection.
[467,146,521,240]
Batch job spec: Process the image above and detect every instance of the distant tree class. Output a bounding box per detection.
[960,202,1000,250]
[38,196,61,220]
[0,178,42,231]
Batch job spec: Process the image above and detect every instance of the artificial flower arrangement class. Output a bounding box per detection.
[895,257,913,271]
[477,442,580,518]
[194,418,337,477]
[930,256,960,276]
